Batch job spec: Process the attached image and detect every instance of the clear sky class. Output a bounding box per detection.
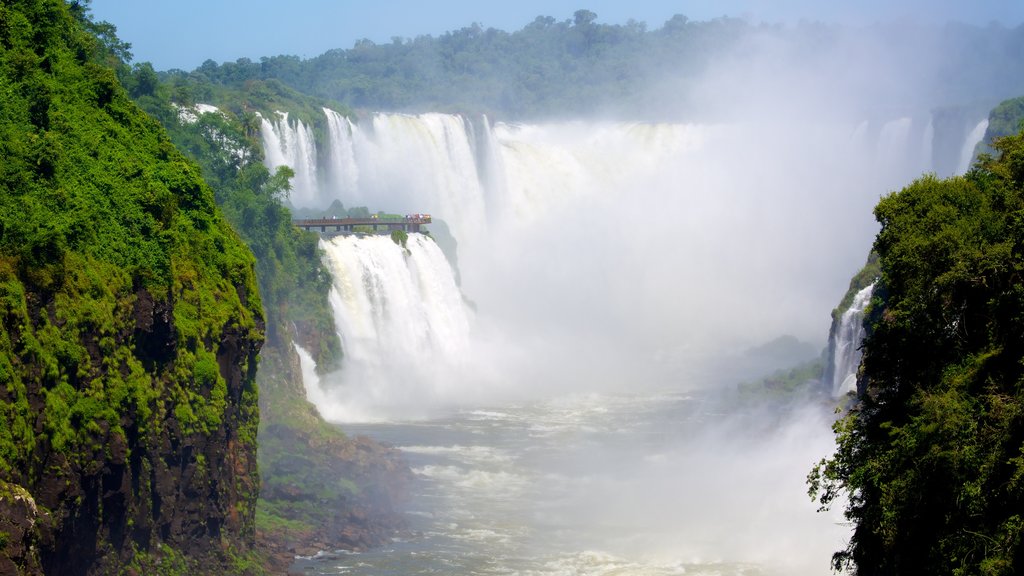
[90,1,1024,71]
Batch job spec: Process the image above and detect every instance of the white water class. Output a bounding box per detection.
[957,119,990,174]
[294,361,850,576]
[312,233,476,421]
[829,283,876,397]
[261,111,968,392]
[174,102,220,124]
[259,111,320,206]
[262,109,978,574]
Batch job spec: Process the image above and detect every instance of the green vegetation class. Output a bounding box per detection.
[810,130,1024,574]
[737,357,825,399]
[160,13,747,120]
[832,253,880,322]
[170,14,1024,121]
[144,99,340,359]
[390,229,409,248]
[0,1,265,572]
[979,96,1024,158]
[251,345,408,561]
[111,10,411,564]
[291,199,371,220]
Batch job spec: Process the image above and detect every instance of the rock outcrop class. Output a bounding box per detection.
[255,343,410,573]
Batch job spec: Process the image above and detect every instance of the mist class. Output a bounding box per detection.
[262,20,1004,416]
[250,14,1012,575]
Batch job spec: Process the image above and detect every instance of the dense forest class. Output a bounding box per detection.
[113,15,412,572]
[0,0,265,572]
[810,130,1024,574]
[134,81,411,574]
[0,1,409,573]
[163,11,1024,120]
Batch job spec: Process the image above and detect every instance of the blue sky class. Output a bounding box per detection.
[91,1,1024,71]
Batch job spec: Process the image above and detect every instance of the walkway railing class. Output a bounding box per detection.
[293,215,431,236]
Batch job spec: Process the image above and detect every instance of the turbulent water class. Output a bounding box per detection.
[260,109,988,392]
[260,108,985,574]
[313,233,474,421]
[295,352,849,576]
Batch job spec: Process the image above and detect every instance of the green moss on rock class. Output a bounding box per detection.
[0,1,265,573]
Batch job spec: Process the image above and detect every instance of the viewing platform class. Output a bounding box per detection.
[293,214,431,236]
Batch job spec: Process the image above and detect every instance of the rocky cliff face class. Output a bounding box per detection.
[255,342,410,573]
[0,1,264,573]
[0,282,263,575]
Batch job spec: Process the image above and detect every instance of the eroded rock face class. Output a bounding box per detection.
[0,483,46,576]
[0,285,264,576]
[0,1,267,571]
[255,344,412,573]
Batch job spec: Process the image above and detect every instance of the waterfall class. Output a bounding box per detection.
[322,108,360,198]
[875,117,913,164]
[258,111,320,206]
[957,119,989,174]
[293,344,330,412]
[315,233,473,421]
[827,283,875,397]
[874,117,935,175]
[920,118,934,174]
[262,107,977,416]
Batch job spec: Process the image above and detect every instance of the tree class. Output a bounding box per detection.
[810,130,1024,575]
[573,9,598,27]
[130,62,159,97]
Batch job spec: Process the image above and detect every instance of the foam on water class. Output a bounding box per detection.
[297,392,849,576]
[401,445,516,465]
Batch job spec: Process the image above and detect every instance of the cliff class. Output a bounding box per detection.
[811,128,1024,574]
[122,53,412,571]
[821,253,879,397]
[0,1,264,573]
[255,343,410,572]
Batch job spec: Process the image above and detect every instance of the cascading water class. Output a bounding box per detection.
[827,283,876,397]
[259,111,320,206]
[259,107,978,575]
[958,119,990,174]
[313,233,474,421]
[875,117,914,168]
[257,108,980,404]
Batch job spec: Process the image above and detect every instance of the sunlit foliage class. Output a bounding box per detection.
[811,130,1024,575]
[0,0,264,571]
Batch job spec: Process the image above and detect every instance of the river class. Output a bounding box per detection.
[292,389,848,576]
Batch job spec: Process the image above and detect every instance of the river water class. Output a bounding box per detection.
[291,390,848,576]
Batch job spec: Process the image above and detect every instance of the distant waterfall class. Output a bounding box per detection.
[257,108,971,246]
[315,233,472,421]
[826,284,875,397]
[875,117,913,166]
[258,111,320,206]
[957,119,989,174]
[322,108,360,195]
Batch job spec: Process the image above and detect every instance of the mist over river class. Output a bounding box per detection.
[292,367,848,575]
[250,22,1008,567]
[263,100,988,573]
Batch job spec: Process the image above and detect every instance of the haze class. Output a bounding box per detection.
[93,1,1024,72]
[82,3,1024,574]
